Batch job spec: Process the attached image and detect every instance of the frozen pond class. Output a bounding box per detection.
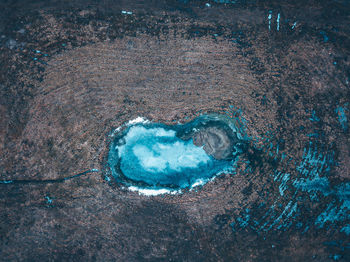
[108,114,244,192]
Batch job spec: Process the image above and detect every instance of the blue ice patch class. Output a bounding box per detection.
[341,224,350,235]
[108,114,243,190]
[335,105,348,131]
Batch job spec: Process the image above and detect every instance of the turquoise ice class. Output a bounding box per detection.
[108,114,243,190]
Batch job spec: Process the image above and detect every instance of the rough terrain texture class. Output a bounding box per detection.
[0,0,349,261]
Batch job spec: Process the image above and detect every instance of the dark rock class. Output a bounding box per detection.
[6,39,17,49]
[192,126,236,160]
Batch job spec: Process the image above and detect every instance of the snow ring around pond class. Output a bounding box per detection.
[107,114,245,195]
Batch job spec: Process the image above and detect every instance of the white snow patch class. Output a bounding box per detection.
[128,186,181,196]
[121,10,133,15]
[110,116,149,137]
[127,116,149,126]
[190,178,208,189]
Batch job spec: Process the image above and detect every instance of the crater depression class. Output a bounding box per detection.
[108,114,244,191]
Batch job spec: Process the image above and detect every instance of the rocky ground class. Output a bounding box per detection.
[0,0,349,261]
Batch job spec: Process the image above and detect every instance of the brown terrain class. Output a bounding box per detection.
[0,0,349,261]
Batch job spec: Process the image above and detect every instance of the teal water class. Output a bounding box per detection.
[108,114,243,190]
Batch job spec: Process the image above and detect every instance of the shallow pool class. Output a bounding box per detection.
[108,114,244,193]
